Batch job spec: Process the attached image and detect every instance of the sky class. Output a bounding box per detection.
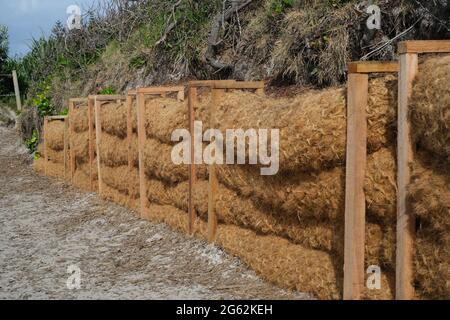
[0,0,97,57]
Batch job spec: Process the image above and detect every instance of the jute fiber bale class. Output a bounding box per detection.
[102,183,140,212]
[33,157,65,179]
[33,157,45,174]
[143,176,394,269]
[144,98,187,144]
[78,159,98,181]
[99,133,138,167]
[216,147,396,224]
[196,75,396,173]
[100,100,137,139]
[47,148,65,164]
[409,153,450,235]
[72,167,92,191]
[142,138,207,183]
[47,121,65,151]
[71,105,89,133]
[72,131,93,163]
[141,203,339,300]
[101,165,139,198]
[414,229,450,300]
[216,223,340,299]
[410,54,450,163]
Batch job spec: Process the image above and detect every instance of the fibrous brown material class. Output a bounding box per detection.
[72,131,92,163]
[144,98,187,144]
[46,121,65,151]
[215,147,396,224]
[410,54,450,164]
[196,75,397,173]
[142,138,207,183]
[414,230,450,300]
[100,100,137,139]
[141,203,340,299]
[101,165,139,198]
[71,105,89,133]
[98,132,138,167]
[409,151,450,299]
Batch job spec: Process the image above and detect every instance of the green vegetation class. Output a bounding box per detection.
[25,129,39,153]
[32,80,54,117]
[98,87,116,95]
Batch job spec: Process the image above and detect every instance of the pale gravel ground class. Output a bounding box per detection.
[0,126,310,300]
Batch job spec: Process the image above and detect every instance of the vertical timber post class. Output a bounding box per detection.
[64,118,69,179]
[43,117,49,175]
[137,92,149,218]
[94,98,104,197]
[69,101,75,183]
[207,88,224,243]
[343,73,368,300]
[188,87,197,235]
[12,70,22,111]
[396,53,418,300]
[88,97,95,191]
[126,95,133,200]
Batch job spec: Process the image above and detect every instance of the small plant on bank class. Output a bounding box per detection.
[25,129,39,153]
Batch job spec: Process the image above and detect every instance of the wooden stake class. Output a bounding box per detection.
[88,97,95,191]
[126,95,133,200]
[64,118,69,179]
[94,99,104,196]
[396,53,418,300]
[43,117,49,175]
[12,70,22,111]
[343,73,368,300]
[137,92,149,218]
[69,101,76,183]
[188,87,197,234]
[207,88,224,243]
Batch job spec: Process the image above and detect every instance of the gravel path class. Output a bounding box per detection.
[0,126,309,300]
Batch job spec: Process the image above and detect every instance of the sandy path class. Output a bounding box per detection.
[0,126,309,300]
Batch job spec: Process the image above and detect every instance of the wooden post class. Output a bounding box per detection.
[126,95,134,200]
[94,98,104,196]
[188,87,197,234]
[43,117,49,175]
[12,70,22,111]
[64,118,69,180]
[69,101,76,183]
[88,97,95,191]
[207,88,225,243]
[396,53,418,300]
[137,92,149,218]
[343,73,368,300]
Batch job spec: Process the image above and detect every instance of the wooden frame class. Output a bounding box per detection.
[68,98,89,185]
[395,40,450,300]
[136,86,185,218]
[126,91,137,202]
[92,95,127,197]
[43,115,69,178]
[343,61,399,300]
[187,80,265,241]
